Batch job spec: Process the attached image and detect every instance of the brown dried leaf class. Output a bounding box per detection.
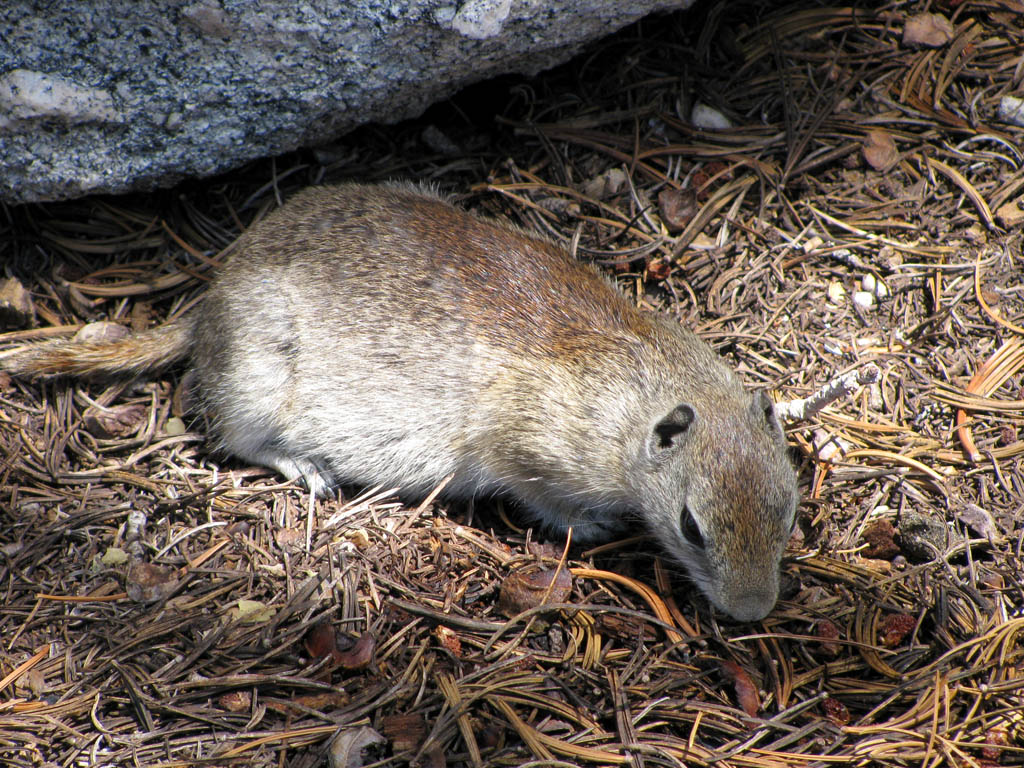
[218,691,251,712]
[979,288,1001,308]
[305,623,374,669]
[861,519,899,560]
[496,567,572,617]
[880,613,916,648]
[596,613,657,642]
[822,696,851,725]
[525,540,563,558]
[814,619,841,656]
[690,161,732,201]
[647,258,672,281]
[721,659,760,717]
[25,667,46,697]
[83,403,147,439]
[305,621,340,661]
[903,13,954,48]
[328,726,386,768]
[863,130,899,172]
[335,632,375,670]
[982,726,1009,761]
[126,562,179,603]
[274,527,303,551]
[658,187,698,231]
[435,625,463,657]
[981,572,1004,591]
[265,692,350,715]
[380,713,426,753]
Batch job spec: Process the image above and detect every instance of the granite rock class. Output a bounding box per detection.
[0,0,690,204]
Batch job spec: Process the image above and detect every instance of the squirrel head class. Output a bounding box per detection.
[634,389,798,621]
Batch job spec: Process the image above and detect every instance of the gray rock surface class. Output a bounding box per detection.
[0,0,690,204]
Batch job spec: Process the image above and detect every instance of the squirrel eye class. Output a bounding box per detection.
[680,508,705,550]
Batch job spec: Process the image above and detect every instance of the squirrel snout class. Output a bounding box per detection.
[717,588,778,623]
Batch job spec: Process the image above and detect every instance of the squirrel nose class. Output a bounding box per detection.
[720,591,776,622]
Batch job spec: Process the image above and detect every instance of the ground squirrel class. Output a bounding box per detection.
[1,183,798,621]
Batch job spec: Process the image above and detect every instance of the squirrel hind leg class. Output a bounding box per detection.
[207,411,335,495]
[215,422,336,496]
[252,450,336,497]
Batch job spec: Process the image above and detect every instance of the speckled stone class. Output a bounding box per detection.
[0,0,690,204]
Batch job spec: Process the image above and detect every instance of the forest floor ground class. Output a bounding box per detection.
[1,1,1023,766]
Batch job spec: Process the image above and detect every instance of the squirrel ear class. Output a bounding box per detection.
[652,403,695,451]
[753,391,774,421]
[752,390,780,430]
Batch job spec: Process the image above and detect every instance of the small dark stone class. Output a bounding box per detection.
[898,512,961,562]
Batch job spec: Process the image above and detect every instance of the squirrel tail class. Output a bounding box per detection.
[0,316,195,380]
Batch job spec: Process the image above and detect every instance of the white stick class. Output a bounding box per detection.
[775,363,881,422]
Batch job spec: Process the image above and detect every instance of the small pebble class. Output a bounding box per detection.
[899,512,960,562]
[74,321,130,344]
[164,417,187,436]
[802,236,824,253]
[827,281,846,304]
[861,273,890,299]
[852,291,876,309]
[691,103,732,130]
[0,277,35,328]
[582,168,626,200]
[813,428,852,461]
[998,95,1024,127]
[868,382,884,411]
